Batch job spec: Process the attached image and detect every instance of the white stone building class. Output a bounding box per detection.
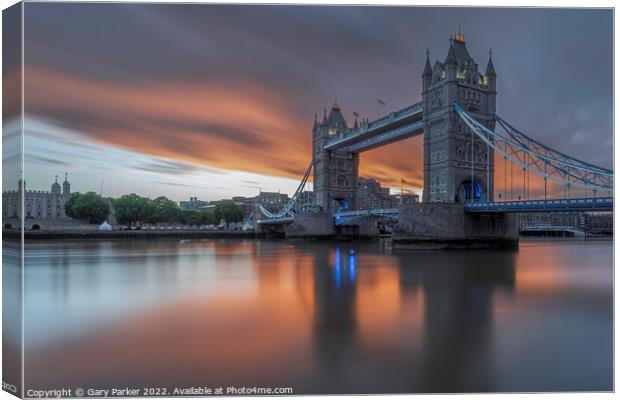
[3,174,72,222]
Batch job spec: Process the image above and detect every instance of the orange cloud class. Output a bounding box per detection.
[25,65,577,198]
[3,66,21,121]
[24,65,430,191]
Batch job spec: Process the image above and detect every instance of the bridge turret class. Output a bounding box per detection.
[444,37,457,64]
[312,101,359,214]
[444,40,457,81]
[422,30,496,204]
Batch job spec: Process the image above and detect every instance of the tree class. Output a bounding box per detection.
[181,211,203,227]
[64,192,82,218]
[65,192,109,224]
[214,200,244,227]
[112,194,155,226]
[152,196,181,223]
[180,210,214,227]
[202,209,217,225]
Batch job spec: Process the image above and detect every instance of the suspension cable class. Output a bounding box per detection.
[258,160,315,219]
[459,106,612,177]
[456,105,613,191]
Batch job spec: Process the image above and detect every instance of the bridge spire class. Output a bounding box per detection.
[423,48,432,77]
[485,48,496,76]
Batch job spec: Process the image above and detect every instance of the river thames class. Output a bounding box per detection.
[20,238,612,393]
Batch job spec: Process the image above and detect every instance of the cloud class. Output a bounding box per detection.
[133,159,223,176]
[21,4,612,196]
[151,181,202,188]
[25,154,75,168]
[23,64,427,189]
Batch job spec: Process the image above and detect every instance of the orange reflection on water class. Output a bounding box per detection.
[354,254,425,352]
[25,240,320,389]
[513,241,612,296]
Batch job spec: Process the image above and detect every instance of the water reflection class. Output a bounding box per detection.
[3,240,22,397]
[302,244,517,393]
[23,239,612,393]
[411,251,515,393]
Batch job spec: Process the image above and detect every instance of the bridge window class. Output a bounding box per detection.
[431,124,445,137]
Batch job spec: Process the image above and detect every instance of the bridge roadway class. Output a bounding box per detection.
[334,208,399,225]
[519,224,585,236]
[331,197,612,221]
[324,101,423,152]
[257,197,612,226]
[464,197,613,213]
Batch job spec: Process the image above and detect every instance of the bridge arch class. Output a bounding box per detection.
[456,179,485,203]
[332,196,351,213]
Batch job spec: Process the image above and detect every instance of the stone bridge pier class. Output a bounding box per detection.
[392,203,518,249]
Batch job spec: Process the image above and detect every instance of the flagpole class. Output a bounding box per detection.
[377,99,386,120]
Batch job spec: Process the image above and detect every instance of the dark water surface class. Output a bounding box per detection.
[23,238,612,393]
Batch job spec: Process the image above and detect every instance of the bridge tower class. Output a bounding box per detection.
[422,31,496,203]
[312,101,359,213]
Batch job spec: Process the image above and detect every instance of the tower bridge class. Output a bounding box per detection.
[256,31,613,247]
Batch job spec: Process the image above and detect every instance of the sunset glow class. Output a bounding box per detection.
[16,4,612,201]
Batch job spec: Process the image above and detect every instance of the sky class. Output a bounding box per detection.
[6,4,613,202]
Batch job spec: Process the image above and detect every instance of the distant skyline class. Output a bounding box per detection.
[5,4,613,202]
